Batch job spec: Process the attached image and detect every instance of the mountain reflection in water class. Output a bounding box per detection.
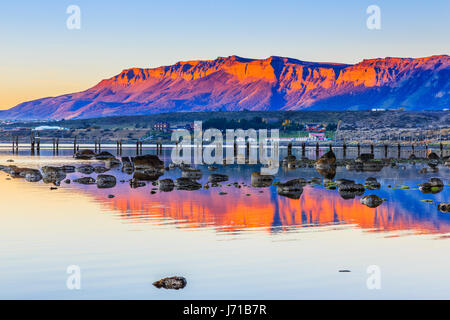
[77,174,450,235]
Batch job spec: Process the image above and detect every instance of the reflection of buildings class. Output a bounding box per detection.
[86,184,450,235]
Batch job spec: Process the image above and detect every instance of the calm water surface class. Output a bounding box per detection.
[0,145,449,299]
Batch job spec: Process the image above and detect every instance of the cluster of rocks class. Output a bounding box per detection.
[2,146,447,213]
[74,150,120,165]
[0,149,124,189]
[419,178,444,194]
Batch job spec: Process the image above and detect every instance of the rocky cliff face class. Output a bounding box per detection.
[3,55,449,119]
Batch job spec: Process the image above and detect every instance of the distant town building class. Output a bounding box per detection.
[33,126,68,131]
[371,108,386,111]
[153,122,170,132]
[305,124,325,131]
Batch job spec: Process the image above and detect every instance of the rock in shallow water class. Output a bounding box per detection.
[95,151,116,160]
[158,179,174,192]
[175,177,202,191]
[315,150,336,168]
[276,179,304,199]
[77,165,94,175]
[41,166,66,185]
[365,177,381,190]
[335,178,355,186]
[96,174,116,188]
[208,174,229,183]
[251,172,274,188]
[338,183,365,200]
[420,178,444,194]
[25,170,43,182]
[61,165,76,173]
[74,149,96,160]
[356,153,374,162]
[438,203,450,213]
[360,195,383,208]
[94,166,109,174]
[153,276,187,290]
[74,177,96,185]
[133,155,164,171]
[181,168,202,180]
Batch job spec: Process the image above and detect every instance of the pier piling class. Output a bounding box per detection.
[287,142,292,157]
[30,133,35,155]
[36,135,40,155]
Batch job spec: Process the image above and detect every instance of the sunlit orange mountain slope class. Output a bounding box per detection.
[2,55,449,119]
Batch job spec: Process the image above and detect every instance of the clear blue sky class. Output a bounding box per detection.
[0,0,449,109]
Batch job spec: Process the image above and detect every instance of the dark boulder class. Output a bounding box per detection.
[158,179,174,192]
[96,175,116,189]
[153,276,187,290]
[360,195,383,208]
[132,155,164,171]
[130,178,146,189]
[427,152,440,160]
[74,177,96,185]
[276,179,304,199]
[208,174,229,183]
[338,183,365,199]
[175,177,201,191]
[95,151,116,160]
[25,170,43,182]
[94,166,109,174]
[76,165,94,175]
[365,177,381,190]
[61,165,76,173]
[74,149,96,160]
[251,172,274,187]
[438,203,450,213]
[315,150,336,168]
[41,166,66,184]
[356,153,375,162]
[181,168,202,180]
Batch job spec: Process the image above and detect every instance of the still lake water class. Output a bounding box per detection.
[0,145,449,299]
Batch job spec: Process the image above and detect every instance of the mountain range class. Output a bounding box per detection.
[1,54,449,120]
